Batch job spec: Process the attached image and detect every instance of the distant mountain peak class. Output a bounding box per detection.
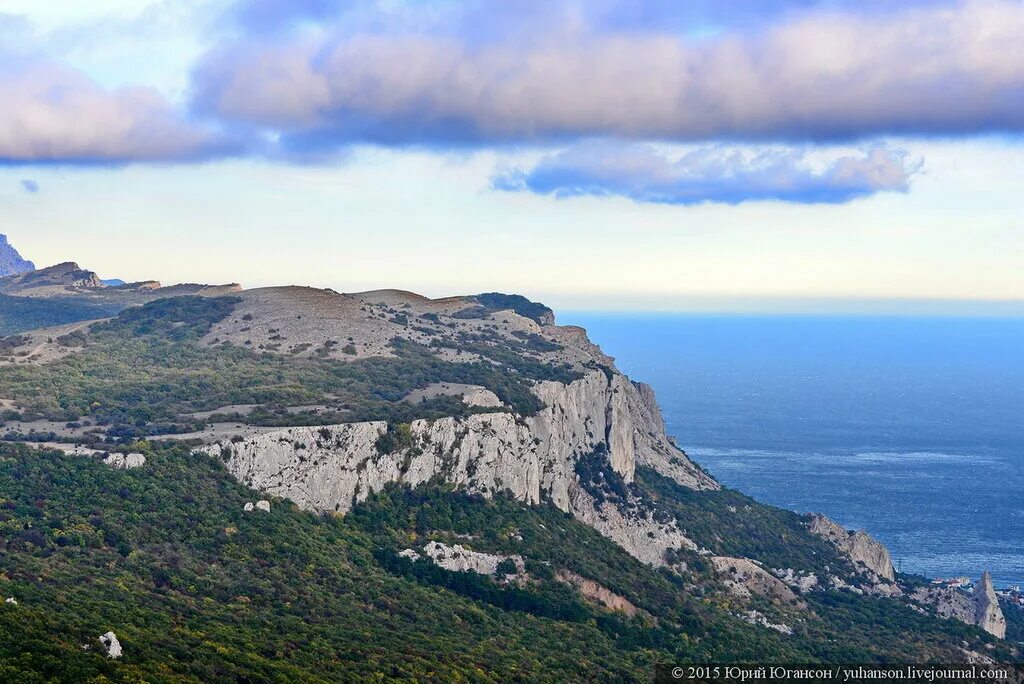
[0,234,35,277]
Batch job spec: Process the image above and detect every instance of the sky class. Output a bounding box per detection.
[1,0,1022,313]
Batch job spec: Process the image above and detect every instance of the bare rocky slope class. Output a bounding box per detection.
[0,261,240,301]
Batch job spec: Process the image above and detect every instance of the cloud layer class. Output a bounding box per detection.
[194,0,1024,149]
[0,61,234,165]
[1,0,1020,190]
[493,144,918,205]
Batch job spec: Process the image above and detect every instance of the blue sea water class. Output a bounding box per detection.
[561,313,1024,588]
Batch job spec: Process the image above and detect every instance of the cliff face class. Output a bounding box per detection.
[912,573,1007,639]
[808,514,896,581]
[0,262,102,296]
[974,572,1007,639]
[0,234,35,277]
[204,368,711,565]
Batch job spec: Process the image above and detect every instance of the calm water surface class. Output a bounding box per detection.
[561,313,1024,587]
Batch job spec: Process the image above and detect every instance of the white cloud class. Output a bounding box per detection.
[193,0,1024,147]
[0,61,236,164]
[494,143,919,204]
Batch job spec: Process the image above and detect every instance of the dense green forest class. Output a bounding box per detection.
[0,443,1009,682]
[0,294,123,335]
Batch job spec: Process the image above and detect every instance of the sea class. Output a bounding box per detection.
[561,313,1024,588]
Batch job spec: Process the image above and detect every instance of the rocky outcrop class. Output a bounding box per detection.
[0,234,34,277]
[99,631,122,658]
[628,382,717,490]
[741,610,793,635]
[203,369,710,566]
[773,568,820,593]
[103,452,146,469]
[462,387,503,408]
[566,484,697,566]
[912,572,1006,638]
[808,514,895,581]
[974,572,1006,639]
[711,556,803,606]
[0,262,102,296]
[403,541,524,576]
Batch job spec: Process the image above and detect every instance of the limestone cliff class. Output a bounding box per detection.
[974,572,1007,639]
[911,572,1007,638]
[203,368,710,565]
[808,514,896,582]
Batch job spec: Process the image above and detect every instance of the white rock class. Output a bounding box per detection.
[201,369,713,567]
[912,572,1006,638]
[398,549,421,560]
[461,387,503,408]
[98,631,122,658]
[974,571,1006,639]
[103,452,146,469]
[243,502,254,511]
[255,500,271,512]
[741,610,793,635]
[4,597,16,605]
[419,541,524,576]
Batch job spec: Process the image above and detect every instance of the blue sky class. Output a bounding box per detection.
[1,0,1023,312]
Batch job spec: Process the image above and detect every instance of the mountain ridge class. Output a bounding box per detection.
[0,275,1018,677]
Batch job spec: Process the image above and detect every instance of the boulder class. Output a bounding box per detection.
[98,631,122,658]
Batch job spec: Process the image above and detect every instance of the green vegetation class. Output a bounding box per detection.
[1005,600,1024,644]
[0,294,123,336]
[462,293,554,324]
[0,444,1009,682]
[636,467,854,578]
[0,296,582,442]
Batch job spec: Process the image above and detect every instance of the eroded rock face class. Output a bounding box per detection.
[203,369,710,566]
[711,557,803,606]
[556,570,638,616]
[912,572,1006,638]
[417,541,525,576]
[974,572,1007,639]
[808,514,895,581]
